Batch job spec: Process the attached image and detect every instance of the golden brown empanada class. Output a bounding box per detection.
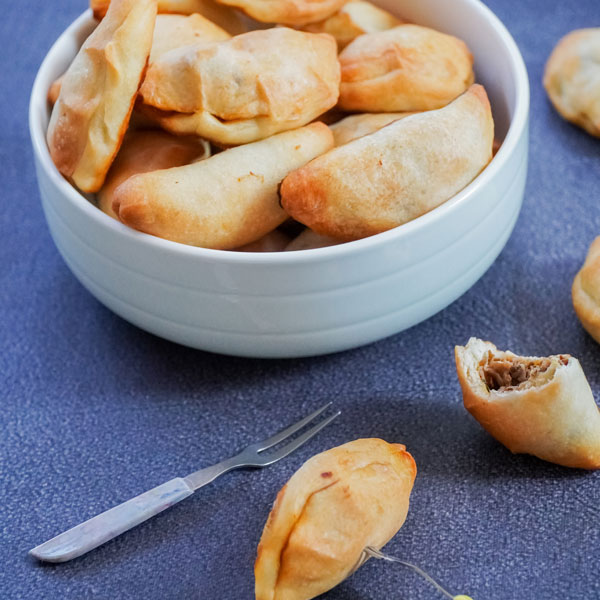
[455,337,600,469]
[149,13,230,63]
[92,0,250,34]
[215,0,346,26]
[543,28,600,137]
[572,237,600,343]
[138,28,340,146]
[97,130,209,219]
[255,438,417,600]
[301,0,402,50]
[281,85,493,241]
[112,122,333,249]
[47,0,157,193]
[338,24,474,112]
[330,111,414,146]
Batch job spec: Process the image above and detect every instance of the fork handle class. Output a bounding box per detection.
[29,478,194,563]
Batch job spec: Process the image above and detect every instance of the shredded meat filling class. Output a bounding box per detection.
[478,351,568,391]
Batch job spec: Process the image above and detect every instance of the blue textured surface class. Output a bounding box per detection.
[2,1,600,598]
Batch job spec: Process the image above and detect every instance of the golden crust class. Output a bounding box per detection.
[92,0,250,34]
[543,28,600,137]
[149,14,230,64]
[255,438,416,600]
[281,85,493,241]
[338,24,474,112]
[455,337,600,469]
[572,237,600,343]
[97,130,210,219]
[138,28,340,146]
[300,0,402,50]
[47,0,157,193]
[330,111,414,146]
[215,0,346,26]
[112,122,334,249]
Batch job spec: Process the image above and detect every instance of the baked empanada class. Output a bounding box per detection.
[98,130,210,219]
[47,0,157,193]
[543,28,600,137]
[138,28,340,146]
[112,122,333,249]
[301,0,402,50]
[255,438,416,600]
[338,24,474,112]
[149,13,230,63]
[92,0,250,34]
[281,85,493,241]
[215,0,346,26]
[572,236,600,343]
[330,111,414,146]
[455,338,600,469]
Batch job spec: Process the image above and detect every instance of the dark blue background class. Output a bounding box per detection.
[2,1,600,598]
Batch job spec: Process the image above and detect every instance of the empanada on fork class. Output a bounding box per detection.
[255,438,416,600]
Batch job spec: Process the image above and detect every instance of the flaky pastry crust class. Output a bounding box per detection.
[112,122,333,249]
[338,24,474,112]
[330,111,414,146]
[97,130,210,219]
[572,237,600,343]
[281,85,493,241]
[138,28,340,146]
[215,0,346,26]
[455,338,600,469]
[255,438,416,600]
[92,0,250,34]
[300,0,402,49]
[47,0,157,193]
[543,28,600,137]
[149,14,230,64]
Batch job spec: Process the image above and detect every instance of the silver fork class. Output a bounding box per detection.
[29,403,340,563]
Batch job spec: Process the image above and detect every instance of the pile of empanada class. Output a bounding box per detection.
[47,0,495,251]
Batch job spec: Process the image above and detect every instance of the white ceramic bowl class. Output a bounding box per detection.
[30,0,529,358]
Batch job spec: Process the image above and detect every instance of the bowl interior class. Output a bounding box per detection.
[30,0,528,264]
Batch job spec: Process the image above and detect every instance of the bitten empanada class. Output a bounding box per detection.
[330,111,414,146]
[338,24,474,112]
[98,130,210,219]
[112,122,333,249]
[92,0,250,34]
[455,338,600,469]
[255,438,416,600]
[543,28,600,137]
[281,85,493,241]
[149,13,230,63]
[215,0,346,26]
[572,237,600,343]
[138,28,340,146]
[301,0,402,50]
[47,0,157,193]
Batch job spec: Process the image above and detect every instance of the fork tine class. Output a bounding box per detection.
[257,410,341,466]
[253,402,333,452]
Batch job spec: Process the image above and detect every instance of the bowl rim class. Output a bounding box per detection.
[30,0,530,266]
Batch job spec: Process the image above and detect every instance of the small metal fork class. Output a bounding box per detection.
[29,403,340,563]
